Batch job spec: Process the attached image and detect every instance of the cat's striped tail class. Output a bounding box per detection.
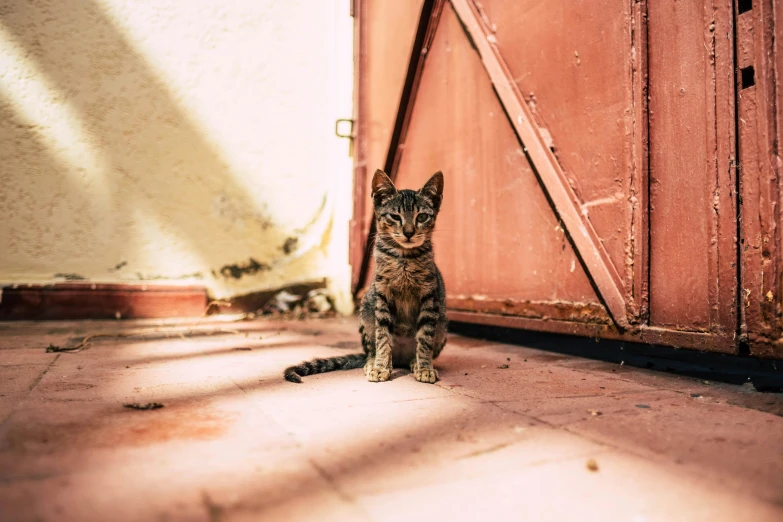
[284,353,367,383]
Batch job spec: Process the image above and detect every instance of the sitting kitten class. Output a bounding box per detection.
[284,169,447,384]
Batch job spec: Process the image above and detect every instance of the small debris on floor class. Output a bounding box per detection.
[691,393,702,398]
[123,402,164,410]
[262,288,336,319]
[513,426,526,434]
[234,347,252,351]
[587,409,602,416]
[498,364,509,369]
[47,343,78,353]
[264,290,301,313]
[635,404,651,409]
[329,341,360,349]
[201,492,224,522]
[586,458,599,472]
[506,357,511,361]
[45,333,137,353]
[304,289,334,315]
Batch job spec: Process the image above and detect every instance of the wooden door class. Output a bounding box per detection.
[351,0,782,357]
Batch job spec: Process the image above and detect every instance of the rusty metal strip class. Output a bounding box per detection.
[447,311,736,354]
[448,296,612,325]
[355,0,446,292]
[449,0,629,328]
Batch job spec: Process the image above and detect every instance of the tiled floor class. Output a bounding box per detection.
[0,317,781,521]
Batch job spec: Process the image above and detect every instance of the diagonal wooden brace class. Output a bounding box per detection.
[450,0,629,328]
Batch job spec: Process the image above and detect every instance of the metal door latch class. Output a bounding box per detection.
[335,118,355,139]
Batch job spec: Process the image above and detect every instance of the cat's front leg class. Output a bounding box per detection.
[368,293,393,382]
[413,290,439,384]
[360,324,376,377]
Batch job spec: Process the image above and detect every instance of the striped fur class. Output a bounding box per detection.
[361,170,448,384]
[284,353,366,383]
[283,170,447,384]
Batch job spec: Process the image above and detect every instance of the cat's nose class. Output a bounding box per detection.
[403,229,414,239]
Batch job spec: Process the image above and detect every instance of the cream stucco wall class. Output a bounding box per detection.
[0,0,354,313]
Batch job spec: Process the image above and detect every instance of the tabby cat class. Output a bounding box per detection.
[284,169,447,384]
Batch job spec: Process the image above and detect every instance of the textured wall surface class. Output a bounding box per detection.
[0,0,354,312]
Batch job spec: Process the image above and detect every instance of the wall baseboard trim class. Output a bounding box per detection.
[0,283,208,320]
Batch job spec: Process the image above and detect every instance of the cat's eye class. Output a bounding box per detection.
[416,214,431,224]
[387,214,402,223]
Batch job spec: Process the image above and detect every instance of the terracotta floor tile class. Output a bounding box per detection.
[0,317,779,521]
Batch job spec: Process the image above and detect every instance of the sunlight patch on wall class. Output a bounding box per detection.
[0,26,112,212]
[0,0,354,313]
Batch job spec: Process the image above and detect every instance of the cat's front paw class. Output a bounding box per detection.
[364,358,375,377]
[367,368,391,382]
[414,367,439,384]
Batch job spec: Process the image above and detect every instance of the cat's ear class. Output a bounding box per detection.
[419,171,444,211]
[371,169,396,205]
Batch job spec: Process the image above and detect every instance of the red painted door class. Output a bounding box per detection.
[351,0,782,357]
